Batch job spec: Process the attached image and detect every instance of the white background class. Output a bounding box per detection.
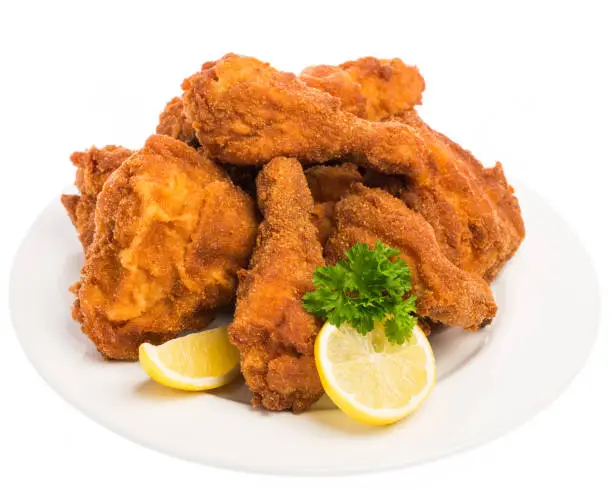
[1,0,610,488]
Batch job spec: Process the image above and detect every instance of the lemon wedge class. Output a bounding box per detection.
[139,326,240,391]
[315,322,436,425]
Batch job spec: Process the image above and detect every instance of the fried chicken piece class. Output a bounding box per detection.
[75,135,258,360]
[229,157,324,412]
[326,185,497,330]
[182,54,523,280]
[156,96,198,146]
[396,110,525,280]
[300,57,425,120]
[181,53,427,168]
[300,64,413,206]
[416,114,525,270]
[62,145,134,250]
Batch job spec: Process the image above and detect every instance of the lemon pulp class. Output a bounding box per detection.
[139,326,240,391]
[315,323,436,425]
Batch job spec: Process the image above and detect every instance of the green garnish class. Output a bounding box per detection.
[303,241,418,344]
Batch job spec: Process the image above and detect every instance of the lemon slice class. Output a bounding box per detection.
[139,326,240,391]
[315,322,436,425]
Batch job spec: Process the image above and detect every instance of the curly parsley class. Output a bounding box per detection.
[303,241,418,344]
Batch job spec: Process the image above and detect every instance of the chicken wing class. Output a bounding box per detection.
[229,157,324,412]
[300,57,425,121]
[326,184,497,330]
[75,135,258,360]
[62,145,134,250]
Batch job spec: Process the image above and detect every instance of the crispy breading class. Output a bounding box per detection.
[395,110,524,280]
[300,57,425,120]
[61,145,134,250]
[299,59,524,280]
[181,54,428,168]
[156,96,198,146]
[229,157,324,412]
[75,135,258,360]
[182,54,522,281]
[326,185,497,330]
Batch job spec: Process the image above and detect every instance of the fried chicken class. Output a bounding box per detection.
[181,53,428,168]
[62,145,134,250]
[300,57,425,121]
[229,157,324,412]
[299,59,524,280]
[395,110,524,280]
[75,135,258,360]
[156,96,198,146]
[157,97,262,195]
[182,54,522,281]
[326,185,497,330]
[60,52,526,416]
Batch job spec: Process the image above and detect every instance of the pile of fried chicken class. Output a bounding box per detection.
[62,54,524,413]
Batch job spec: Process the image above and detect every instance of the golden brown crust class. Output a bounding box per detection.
[182,56,519,280]
[181,54,428,168]
[300,57,425,121]
[428,127,525,279]
[229,157,324,412]
[75,135,258,360]
[395,110,525,280]
[181,54,523,281]
[297,58,524,281]
[61,145,134,250]
[61,53,525,400]
[155,96,198,146]
[61,194,96,250]
[326,185,497,330]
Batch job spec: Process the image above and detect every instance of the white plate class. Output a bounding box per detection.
[9,182,599,475]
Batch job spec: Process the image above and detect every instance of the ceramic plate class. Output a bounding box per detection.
[9,182,599,475]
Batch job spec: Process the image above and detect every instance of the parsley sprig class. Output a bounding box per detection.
[303,242,418,344]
